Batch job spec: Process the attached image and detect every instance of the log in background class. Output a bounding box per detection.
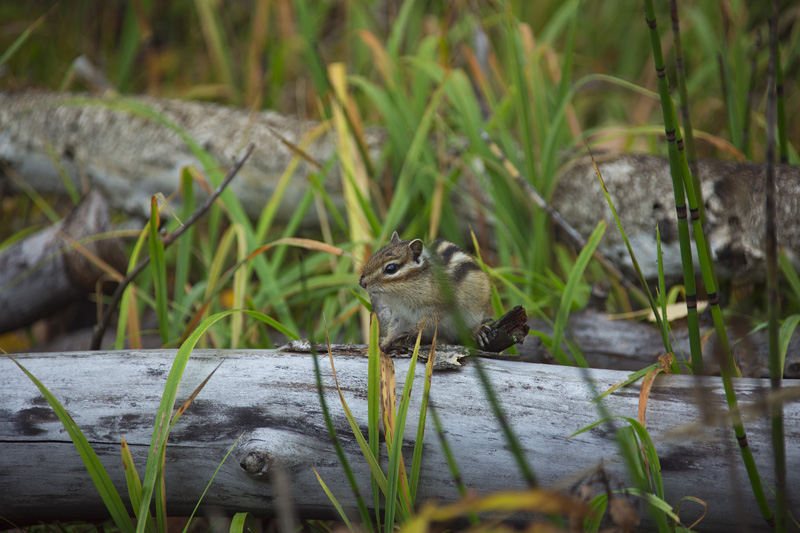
[1,349,797,530]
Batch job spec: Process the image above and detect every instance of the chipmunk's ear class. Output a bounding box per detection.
[408,239,423,262]
[391,231,401,244]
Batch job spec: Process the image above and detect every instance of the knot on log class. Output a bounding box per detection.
[237,443,274,479]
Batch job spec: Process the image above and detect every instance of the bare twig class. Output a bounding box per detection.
[89,143,255,350]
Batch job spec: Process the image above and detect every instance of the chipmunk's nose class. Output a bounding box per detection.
[359,274,367,289]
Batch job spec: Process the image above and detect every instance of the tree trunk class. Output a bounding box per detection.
[2,349,797,529]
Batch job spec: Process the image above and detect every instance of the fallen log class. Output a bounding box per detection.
[0,190,126,333]
[1,349,797,530]
[553,152,800,281]
[519,308,800,379]
[0,89,383,225]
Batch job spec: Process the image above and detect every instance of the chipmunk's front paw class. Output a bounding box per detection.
[473,318,494,350]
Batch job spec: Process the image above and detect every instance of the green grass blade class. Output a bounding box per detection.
[409,339,436,502]
[313,469,355,532]
[154,455,167,533]
[566,417,610,440]
[623,417,665,500]
[473,358,537,488]
[6,354,135,533]
[134,310,240,533]
[384,333,422,530]
[313,346,375,531]
[116,228,149,350]
[0,224,44,254]
[656,224,667,325]
[380,76,449,241]
[148,196,170,346]
[779,251,800,301]
[367,315,382,526]
[778,315,798,381]
[121,438,156,533]
[386,0,419,58]
[590,363,662,405]
[183,435,245,533]
[656,225,679,373]
[0,10,45,68]
[239,310,299,340]
[617,426,670,531]
[43,141,81,205]
[550,221,604,366]
[428,404,479,525]
[2,165,60,223]
[113,4,141,92]
[624,488,681,524]
[293,0,333,97]
[172,169,196,339]
[591,152,672,354]
[228,512,255,533]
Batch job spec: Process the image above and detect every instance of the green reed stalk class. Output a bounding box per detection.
[672,98,742,379]
[669,0,703,223]
[642,2,703,375]
[776,49,788,164]
[766,1,787,529]
[670,3,736,376]
[643,1,774,525]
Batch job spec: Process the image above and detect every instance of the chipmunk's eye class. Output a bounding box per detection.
[384,263,399,274]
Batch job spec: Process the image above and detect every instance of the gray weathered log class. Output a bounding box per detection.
[518,308,800,379]
[553,152,800,281]
[0,89,384,224]
[0,190,127,333]
[1,349,798,529]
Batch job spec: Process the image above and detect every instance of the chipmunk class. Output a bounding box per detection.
[359,231,493,351]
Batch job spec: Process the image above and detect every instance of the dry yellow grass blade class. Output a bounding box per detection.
[245,238,350,263]
[380,351,396,441]
[357,29,396,87]
[329,61,372,341]
[404,489,589,531]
